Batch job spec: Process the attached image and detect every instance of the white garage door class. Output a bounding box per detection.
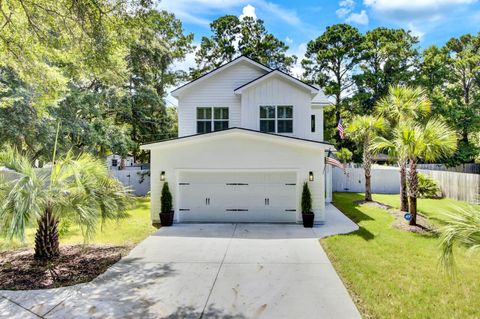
[178,171,297,223]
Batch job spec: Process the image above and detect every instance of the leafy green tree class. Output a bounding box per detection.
[372,119,456,224]
[0,145,131,260]
[1,9,190,162]
[336,148,353,163]
[346,115,386,201]
[374,85,431,211]
[302,24,363,143]
[0,0,147,108]
[193,15,296,77]
[353,28,419,111]
[417,45,450,94]
[121,10,192,160]
[419,35,480,164]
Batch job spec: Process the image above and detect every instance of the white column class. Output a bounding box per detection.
[325,164,333,203]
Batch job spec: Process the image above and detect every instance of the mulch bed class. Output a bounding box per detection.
[0,245,130,290]
[354,199,436,235]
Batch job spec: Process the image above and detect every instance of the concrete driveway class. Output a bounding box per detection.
[0,205,361,319]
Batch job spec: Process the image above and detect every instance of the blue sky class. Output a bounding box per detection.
[158,0,480,104]
[158,0,480,51]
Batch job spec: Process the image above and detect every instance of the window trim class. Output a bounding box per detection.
[196,107,229,133]
[259,105,293,134]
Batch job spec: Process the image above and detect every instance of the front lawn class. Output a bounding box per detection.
[322,192,480,319]
[0,197,155,252]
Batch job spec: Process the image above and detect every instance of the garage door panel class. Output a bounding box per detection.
[178,171,297,223]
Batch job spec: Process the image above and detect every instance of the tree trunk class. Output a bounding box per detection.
[34,207,60,260]
[363,142,372,201]
[407,158,418,226]
[398,159,408,212]
[409,196,417,225]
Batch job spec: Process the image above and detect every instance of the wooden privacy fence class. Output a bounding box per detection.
[419,170,480,204]
[333,166,480,204]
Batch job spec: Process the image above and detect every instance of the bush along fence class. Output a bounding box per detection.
[333,166,480,204]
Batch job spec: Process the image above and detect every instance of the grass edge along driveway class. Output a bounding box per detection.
[0,197,156,252]
[321,192,480,319]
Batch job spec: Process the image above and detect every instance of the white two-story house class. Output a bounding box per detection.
[141,56,334,224]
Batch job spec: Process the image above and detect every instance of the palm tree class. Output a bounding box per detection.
[0,146,131,260]
[375,85,431,212]
[372,119,456,225]
[439,205,480,273]
[346,115,387,201]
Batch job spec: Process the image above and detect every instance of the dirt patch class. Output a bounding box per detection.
[353,200,393,210]
[355,200,435,235]
[389,210,436,234]
[0,245,130,290]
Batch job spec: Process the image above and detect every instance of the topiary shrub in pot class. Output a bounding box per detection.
[301,182,314,228]
[160,182,174,226]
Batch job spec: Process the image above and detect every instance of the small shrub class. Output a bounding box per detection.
[301,182,312,214]
[161,182,173,213]
[417,173,442,199]
[336,148,353,163]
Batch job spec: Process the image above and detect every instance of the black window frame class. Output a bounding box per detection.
[196,107,229,133]
[259,105,293,133]
[311,114,316,133]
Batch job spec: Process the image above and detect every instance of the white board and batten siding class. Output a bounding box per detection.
[176,61,268,137]
[240,75,323,141]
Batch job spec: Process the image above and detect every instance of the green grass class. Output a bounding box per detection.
[0,197,156,252]
[322,192,480,319]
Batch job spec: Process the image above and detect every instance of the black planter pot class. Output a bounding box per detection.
[159,211,174,226]
[302,213,315,228]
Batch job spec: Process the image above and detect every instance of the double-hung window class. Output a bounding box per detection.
[197,107,229,134]
[259,105,293,133]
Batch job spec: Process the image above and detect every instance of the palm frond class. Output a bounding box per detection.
[439,205,480,274]
[0,148,45,241]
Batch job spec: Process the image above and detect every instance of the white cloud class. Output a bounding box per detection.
[336,0,369,25]
[158,0,301,27]
[364,0,477,21]
[287,43,307,78]
[285,36,293,44]
[336,0,355,17]
[240,4,257,19]
[407,23,425,40]
[346,10,369,25]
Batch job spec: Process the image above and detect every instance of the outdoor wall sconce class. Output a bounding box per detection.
[309,171,314,182]
[160,171,166,181]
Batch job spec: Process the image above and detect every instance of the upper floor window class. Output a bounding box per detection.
[311,114,316,133]
[259,105,293,133]
[197,107,229,134]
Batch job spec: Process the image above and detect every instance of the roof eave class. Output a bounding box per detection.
[140,127,334,150]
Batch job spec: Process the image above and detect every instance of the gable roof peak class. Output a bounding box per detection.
[171,55,271,97]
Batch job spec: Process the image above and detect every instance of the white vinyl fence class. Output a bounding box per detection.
[110,170,150,196]
[333,166,400,194]
[0,168,151,197]
[333,166,480,204]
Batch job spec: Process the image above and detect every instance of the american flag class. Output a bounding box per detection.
[325,156,345,170]
[337,117,344,140]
